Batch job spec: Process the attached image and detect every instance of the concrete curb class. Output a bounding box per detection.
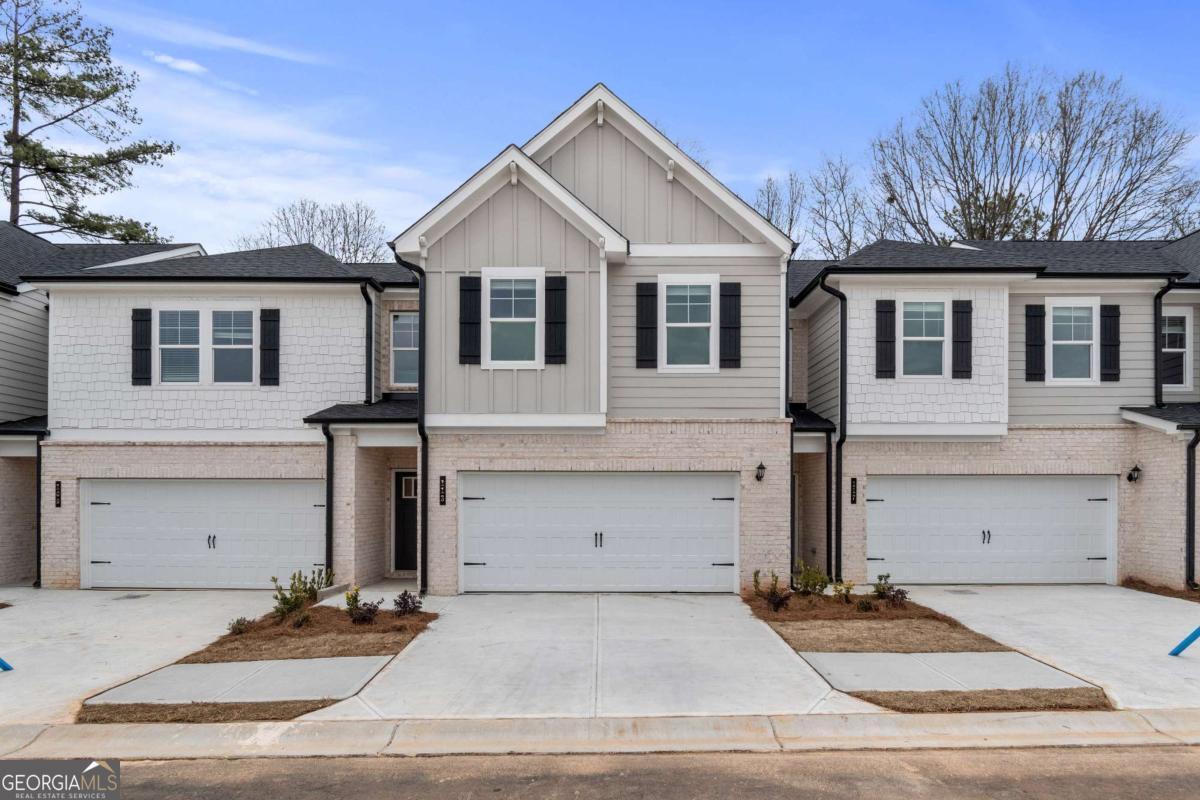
[1,709,1198,759]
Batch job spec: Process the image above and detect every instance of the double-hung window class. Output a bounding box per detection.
[1047,298,1099,383]
[1162,306,1193,391]
[899,299,947,377]
[391,311,419,385]
[212,310,254,383]
[482,267,543,369]
[158,310,201,383]
[658,274,719,373]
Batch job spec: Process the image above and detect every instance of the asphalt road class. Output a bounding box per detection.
[123,746,1200,799]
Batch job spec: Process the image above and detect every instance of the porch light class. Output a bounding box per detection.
[755,462,766,482]
[1127,464,1142,483]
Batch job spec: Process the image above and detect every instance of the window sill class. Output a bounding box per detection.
[1045,378,1101,387]
[481,363,544,371]
[150,383,263,391]
[657,364,719,375]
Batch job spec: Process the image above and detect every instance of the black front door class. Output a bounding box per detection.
[394,472,418,571]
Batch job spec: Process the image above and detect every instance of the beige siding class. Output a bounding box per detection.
[807,299,840,428]
[423,180,602,415]
[1009,293,1155,424]
[607,257,781,418]
[0,289,47,421]
[540,117,751,245]
[791,314,808,403]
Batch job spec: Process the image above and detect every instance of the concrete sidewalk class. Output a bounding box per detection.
[2,709,1198,759]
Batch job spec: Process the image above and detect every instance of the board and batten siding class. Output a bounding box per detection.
[0,289,48,422]
[423,180,602,415]
[607,257,781,418]
[539,117,752,245]
[806,299,840,428]
[1009,292,1155,424]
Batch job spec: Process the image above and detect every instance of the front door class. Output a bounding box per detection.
[394,472,418,571]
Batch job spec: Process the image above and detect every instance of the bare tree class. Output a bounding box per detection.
[753,170,804,241]
[870,65,1200,243]
[235,199,390,262]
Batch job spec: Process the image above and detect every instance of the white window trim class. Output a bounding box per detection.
[896,292,951,380]
[1163,305,1194,393]
[390,310,420,387]
[657,273,720,374]
[481,267,545,370]
[151,301,259,389]
[1046,296,1101,386]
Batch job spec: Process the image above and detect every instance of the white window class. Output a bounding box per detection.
[159,310,200,383]
[391,311,419,385]
[1163,306,1193,391]
[658,274,719,373]
[898,297,948,378]
[1047,297,1100,384]
[212,310,253,383]
[482,267,544,369]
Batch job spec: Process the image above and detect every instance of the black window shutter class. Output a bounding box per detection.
[1100,304,1120,382]
[131,308,152,386]
[545,275,567,364]
[875,300,895,379]
[719,282,741,368]
[952,300,972,379]
[1025,305,1045,381]
[260,308,280,386]
[459,275,481,365]
[636,282,657,368]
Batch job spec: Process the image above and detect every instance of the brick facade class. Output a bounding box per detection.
[793,452,827,573]
[332,437,417,587]
[0,456,36,584]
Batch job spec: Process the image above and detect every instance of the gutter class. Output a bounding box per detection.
[360,283,374,405]
[824,429,833,577]
[1188,430,1200,590]
[322,423,334,574]
[34,431,44,587]
[395,255,431,595]
[819,274,848,581]
[786,303,795,584]
[1154,278,1176,408]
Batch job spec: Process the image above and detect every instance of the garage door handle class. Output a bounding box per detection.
[89,501,111,506]
[463,496,486,501]
[1087,557,1108,561]
[463,562,487,566]
[1087,498,1108,502]
[866,557,885,561]
[711,562,734,566]
[712,497,735,501]
[599,532,603,547]
[90,560,111,564]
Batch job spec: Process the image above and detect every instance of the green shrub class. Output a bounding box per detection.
[872,573,909,607]
[793,561,830,596]
[291,611,311,629]
[872,573,893,599]
[855,598,875,613]
[344,586,382,624]
[227,617,251,635]
[831,581,855,604]
[269,568,334,621]
[393,591,422,616]
[753,569,793,612]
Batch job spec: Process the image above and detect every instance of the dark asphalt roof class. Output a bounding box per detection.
[789,404,836,433]
[787,260,833,299]
[343,262,418,286]
[0,224,60,288]
[1122,404,1200,430]
[303,398,419,424]
[24,243,360,281]
[31,242,200,274]
[0,415,47,435]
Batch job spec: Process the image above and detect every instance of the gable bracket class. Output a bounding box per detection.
[596,99,605,127]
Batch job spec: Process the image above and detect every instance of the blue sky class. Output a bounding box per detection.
[81,0,1200,253]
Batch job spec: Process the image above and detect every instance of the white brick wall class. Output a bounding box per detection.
[845,285,1007,425]
[48,288,365,431]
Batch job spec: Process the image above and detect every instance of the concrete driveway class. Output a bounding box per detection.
[309,593,863,720]
[0,586,272,723]
[909,585,1200,709]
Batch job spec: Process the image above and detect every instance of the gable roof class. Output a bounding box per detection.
[523,83,794,254]
[392,144,628,262]
[25,244,352,282]
[0,222,60,289]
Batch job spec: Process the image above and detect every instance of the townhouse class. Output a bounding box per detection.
[2,83,1198,595]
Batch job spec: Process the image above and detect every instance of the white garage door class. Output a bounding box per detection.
[866,475,1114,584]
[460,472,738,592]
[82,479,325,589]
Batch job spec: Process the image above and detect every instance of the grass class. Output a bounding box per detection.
[76,700,334,724]
[852,687,1112,714]
[1122,578,1200,603]
[177,604,438,664]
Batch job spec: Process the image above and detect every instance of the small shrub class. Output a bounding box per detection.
[831,581,855,604]
[291,611,311,629]
[753,569,793,612]
[793,561,830,596]
[855,598,875,613]
[344,585,361,613]
[872,573,893,599]
[227,617,251,635]
[344,586,382,624]
[393,591,423,616]
[270,575,308,620]
[883,586,910,608]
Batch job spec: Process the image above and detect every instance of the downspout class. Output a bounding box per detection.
[360,283,374,404]
[322,423,334,574]
[1187,429,1200,590]
[395,254,430,595]
[819,274,847,582]
[824,429,833,577]
[33,431,44,587]
[1154,278,1176,408]
[786,301,796,583]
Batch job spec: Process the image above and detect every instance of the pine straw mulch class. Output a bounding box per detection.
[744,592,1008,653]
[1122,578,1200,604]
[851,687,1112,714]
[176,604,439,664]
[0,602,10,610]
[76,700,334,724]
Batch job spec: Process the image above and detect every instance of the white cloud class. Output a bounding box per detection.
[94,5,327,65]
[143,50,207,75]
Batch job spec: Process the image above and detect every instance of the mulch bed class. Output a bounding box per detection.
[1122,578,1200,604]
[770,618,1007,653]
[0,602,10,610]
[76,700,334,724]
[744,591,968,623]
[177,605,438,664]
[852,687,1112,714]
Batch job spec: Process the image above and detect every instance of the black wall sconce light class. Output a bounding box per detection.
[1127,464,1142,483]
[755,462,766,482]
